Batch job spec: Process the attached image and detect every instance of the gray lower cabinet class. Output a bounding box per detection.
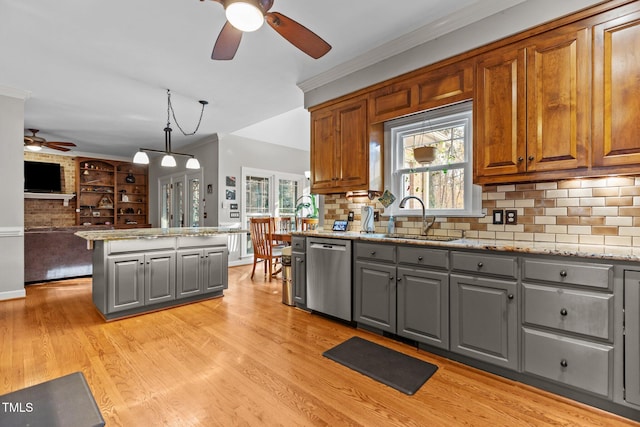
[450,274,518,370]
[521,257,614,398]
[397,267,449,349]
[107,250,176,313]
[293,253,306,304]
[625,270,640,407]
[176,247,228,298]
[354,260,396,332]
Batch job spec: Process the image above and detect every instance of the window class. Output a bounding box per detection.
[385,101,481,217]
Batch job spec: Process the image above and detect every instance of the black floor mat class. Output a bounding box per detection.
[323,336,438,395]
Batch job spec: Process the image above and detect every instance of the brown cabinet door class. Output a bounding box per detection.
[334,98,368,190]
[310,108,337,192]
[474,47,526,179]
[593,9,640,167]
[369,61,473,124]
[526,26,590,172]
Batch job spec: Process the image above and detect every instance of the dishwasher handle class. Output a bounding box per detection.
[309,242,347,252]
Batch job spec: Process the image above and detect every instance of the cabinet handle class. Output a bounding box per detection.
[560,359,568,368]
[560,308,568,316]
[418,256,423,261]
[508,294,514,300]
[389,276,394,280]
[397,277,402,282]
[559,270,567,278]
[518,157,524,162]
[370,251,376,256]
[477,262,484,268]
[528,155,535,161]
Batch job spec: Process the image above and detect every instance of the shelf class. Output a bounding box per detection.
[25,192,76,207]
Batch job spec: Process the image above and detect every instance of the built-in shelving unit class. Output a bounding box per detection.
[76,157,149,228]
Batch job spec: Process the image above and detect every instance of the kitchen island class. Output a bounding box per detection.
[75,227,246,320]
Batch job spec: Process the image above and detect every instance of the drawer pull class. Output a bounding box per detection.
[418,256,423,261]
[508,294,514,300]
[559,270,568,278]
[560,359,568,368]
[477,262,484,268]
[370,251,376,256]
[560,308,568,316]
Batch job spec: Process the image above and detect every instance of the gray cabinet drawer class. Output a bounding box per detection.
[355,242,396,263]
[522,259,612,289]
[291,236,306,252]
[177,235,227,248]
[107,237,175,254]
[523,284,613,341]
[523,328,612,398]
[397,246,448,269]
[451,251,517,278]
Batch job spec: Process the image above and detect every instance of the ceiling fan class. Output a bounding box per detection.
[202,0,332,60]
[24,129,77,152]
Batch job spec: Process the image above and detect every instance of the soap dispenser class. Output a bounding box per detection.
[387,215,395,234]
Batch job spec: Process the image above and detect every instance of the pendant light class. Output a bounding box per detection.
[133,89,207,169]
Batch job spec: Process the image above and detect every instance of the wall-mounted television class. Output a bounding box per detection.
[24,161,62,193]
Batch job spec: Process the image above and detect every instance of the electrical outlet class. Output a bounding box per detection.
[373,211,380,221]
[347,211,354,221]
[492,209,504,225]
[505,210,517,224]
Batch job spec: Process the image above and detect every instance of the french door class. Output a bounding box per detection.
[241,167,305,257]
[159,171,203,228]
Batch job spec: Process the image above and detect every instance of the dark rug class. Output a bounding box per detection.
[323,336,438,395]
[0,372,105,427]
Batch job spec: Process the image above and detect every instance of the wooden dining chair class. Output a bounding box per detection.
[273,217,293,241]
[298,217,319,231]
[249,217,282,281]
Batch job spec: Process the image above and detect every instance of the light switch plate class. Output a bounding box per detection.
[492,210,504,225]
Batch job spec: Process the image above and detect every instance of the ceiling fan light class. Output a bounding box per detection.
[133,150,150,164]
[226,1,264,32]
[25,144,42,152]
[161,154,177,167]
[185,157,201,170]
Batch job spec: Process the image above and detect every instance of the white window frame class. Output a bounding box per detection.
[384,101,482,217]
[239,167,306,257]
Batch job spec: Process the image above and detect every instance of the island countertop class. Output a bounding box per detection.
[75,227,248,242]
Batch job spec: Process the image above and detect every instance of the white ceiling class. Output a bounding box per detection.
[2,0,528,157]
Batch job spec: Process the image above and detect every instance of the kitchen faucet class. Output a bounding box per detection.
[399,196,435,235]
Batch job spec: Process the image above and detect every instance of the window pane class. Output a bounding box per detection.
[401,168,465,210]
[245,176,270,215]
[278,179,299,217]
[402,125,465,169]
[189,178,200,227]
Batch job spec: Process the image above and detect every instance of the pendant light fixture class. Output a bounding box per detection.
[133,89,208,169]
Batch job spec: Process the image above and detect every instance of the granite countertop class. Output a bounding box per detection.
[75,227,248,241]
[294,230,640,263]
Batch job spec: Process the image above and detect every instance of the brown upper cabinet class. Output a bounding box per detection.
[592,6,640,170]
[310,96,382,194]
[368,60,473,124]
[474,24,590,184]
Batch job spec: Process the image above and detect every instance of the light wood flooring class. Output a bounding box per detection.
[1,265,638,426]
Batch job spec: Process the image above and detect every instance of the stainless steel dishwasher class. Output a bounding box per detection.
[306,237,352,321]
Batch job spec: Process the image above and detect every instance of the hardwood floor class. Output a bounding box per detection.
[1,265,638,426]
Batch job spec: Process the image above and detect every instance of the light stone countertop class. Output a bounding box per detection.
[294,230,640,263]
[75,227,248,242]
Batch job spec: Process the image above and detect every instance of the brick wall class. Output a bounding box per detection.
[323,176,640,247]
[24,152,76,228]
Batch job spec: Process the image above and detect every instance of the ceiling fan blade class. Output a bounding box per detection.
[265,12,331,59]
[45,145,72,152]
[212,21,243,60]
[45,141,76,147]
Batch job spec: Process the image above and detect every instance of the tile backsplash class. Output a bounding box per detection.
[323,176,640,247]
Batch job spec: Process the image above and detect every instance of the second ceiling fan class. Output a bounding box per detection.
[202,0,332,60]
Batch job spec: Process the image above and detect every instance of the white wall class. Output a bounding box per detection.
[0,87,29,300]
[303,0,603,107]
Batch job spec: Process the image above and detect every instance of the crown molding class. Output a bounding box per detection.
[298,0,525,93]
